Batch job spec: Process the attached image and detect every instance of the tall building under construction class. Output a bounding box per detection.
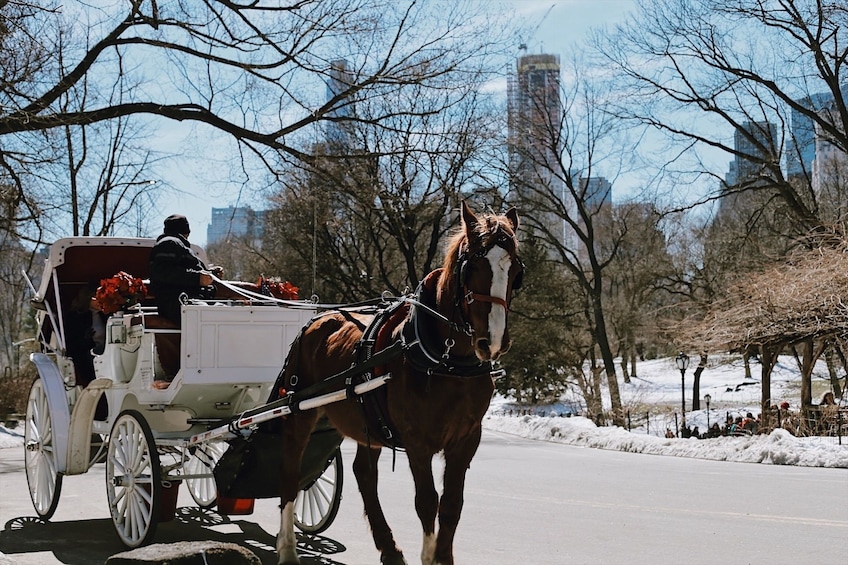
[507,53,571,247]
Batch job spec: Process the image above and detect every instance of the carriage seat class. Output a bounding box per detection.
[129,314,181,384]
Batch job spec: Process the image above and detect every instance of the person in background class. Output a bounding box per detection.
[64,285,99,387]
[818,391,838,434]
[148,214,223,327]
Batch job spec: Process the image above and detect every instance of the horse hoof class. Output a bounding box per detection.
[381,554,408,565]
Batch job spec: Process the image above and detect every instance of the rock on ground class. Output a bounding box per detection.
[105,541,261,565]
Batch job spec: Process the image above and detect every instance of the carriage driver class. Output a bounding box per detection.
[148,214,224,327]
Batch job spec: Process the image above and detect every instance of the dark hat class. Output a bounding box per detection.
[163,214,190,235]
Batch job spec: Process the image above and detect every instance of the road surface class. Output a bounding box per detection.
[1,430,846,564]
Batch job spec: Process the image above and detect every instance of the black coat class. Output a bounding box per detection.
[149,234,213,324]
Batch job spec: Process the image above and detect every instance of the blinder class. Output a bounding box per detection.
[512,258,525,291]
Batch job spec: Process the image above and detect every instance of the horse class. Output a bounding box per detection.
[274,201,522,565]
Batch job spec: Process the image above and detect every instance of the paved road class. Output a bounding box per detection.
[1,431,846,564]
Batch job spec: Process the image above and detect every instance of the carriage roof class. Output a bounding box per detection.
[31,236,206,344]
[32,236,207,307]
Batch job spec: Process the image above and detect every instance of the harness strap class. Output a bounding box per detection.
[354,301,408,451]
[464,291,508,309]
[255,340,405,418]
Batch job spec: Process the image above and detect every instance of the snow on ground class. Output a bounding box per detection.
[2,355,846,467]
[483,414,848,468]
[483,354,848,468]
[0,423,22,449]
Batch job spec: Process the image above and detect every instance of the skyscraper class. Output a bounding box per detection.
[724,120,779,187]
[507,53,562,192]
[325,59,355,151]
[507,53,568,245]
[717,120,779,223]
[786,90,846,179]
[206,206,266,246]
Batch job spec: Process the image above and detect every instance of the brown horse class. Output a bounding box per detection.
[275,202,522,565]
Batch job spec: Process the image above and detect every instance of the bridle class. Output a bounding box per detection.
[455,231,524,314]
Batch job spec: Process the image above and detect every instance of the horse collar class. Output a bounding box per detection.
[401,271,493,378]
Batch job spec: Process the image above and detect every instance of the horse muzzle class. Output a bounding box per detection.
[474,335,511,361]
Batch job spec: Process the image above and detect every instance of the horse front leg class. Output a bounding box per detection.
[276,412,319,565]
[277,501,299,565]
[407,450,438,565]
[353,444,407,565]
[434,428,483,565]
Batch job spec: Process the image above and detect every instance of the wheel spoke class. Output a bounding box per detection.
[24,380,62,519]
[107,411,160,548]
[294,449,342,533]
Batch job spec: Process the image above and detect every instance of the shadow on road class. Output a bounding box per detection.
[0,506,349,564]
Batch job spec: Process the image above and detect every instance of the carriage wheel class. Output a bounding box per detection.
[106,410,161,548]
[294,447,343,534]
[24,378,63,520]
[185,441,227,508]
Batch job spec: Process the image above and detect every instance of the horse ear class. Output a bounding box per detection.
[461,201,480,239]
[505,207,519,231]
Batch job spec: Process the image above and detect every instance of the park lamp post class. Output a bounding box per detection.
[704,393,712,431]
[675,352,690,430]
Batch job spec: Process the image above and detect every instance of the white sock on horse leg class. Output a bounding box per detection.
[277,501,299,564]
[421,532,436,565]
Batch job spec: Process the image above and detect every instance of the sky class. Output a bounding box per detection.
[150,1,640,247]
[3,353,846,467]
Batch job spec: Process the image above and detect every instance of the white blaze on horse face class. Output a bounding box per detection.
[485,246,511,356]
[277,501,299,564]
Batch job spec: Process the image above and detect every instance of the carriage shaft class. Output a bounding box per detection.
[187,373,392,446]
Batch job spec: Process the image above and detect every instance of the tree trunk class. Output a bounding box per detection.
[619,352,630,383]
[743,348,753,379]
[760,343,783,428]
[592,293,623,426]
[797,339,828,408]
[691,353,707,411]
[825,345,843,400]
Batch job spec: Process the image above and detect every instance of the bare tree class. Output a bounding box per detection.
[262,64,505,301]
[1,0,508,242]
[605,202,676,381]
[0,183,36,373]
[506,54,644,425]
[595,0,848,240]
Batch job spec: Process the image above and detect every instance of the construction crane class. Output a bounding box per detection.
[518,3,556,52]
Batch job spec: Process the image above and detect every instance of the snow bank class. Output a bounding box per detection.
[482,413,848,468]
[0,424,23,449]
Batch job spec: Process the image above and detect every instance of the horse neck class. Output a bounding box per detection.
[430,270,476,358]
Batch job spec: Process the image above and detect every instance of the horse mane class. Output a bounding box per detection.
[438,210,518,292]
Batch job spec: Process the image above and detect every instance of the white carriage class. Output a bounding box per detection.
[23,237,344,547]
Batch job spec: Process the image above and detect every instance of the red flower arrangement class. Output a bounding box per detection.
[94,271,148,314]
[257,276,299,300]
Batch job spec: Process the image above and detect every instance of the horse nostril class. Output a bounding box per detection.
[476,338,490,355]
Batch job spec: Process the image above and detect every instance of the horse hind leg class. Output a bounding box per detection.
[353,443,408,565]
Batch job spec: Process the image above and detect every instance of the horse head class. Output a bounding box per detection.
[439,201,522,362]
